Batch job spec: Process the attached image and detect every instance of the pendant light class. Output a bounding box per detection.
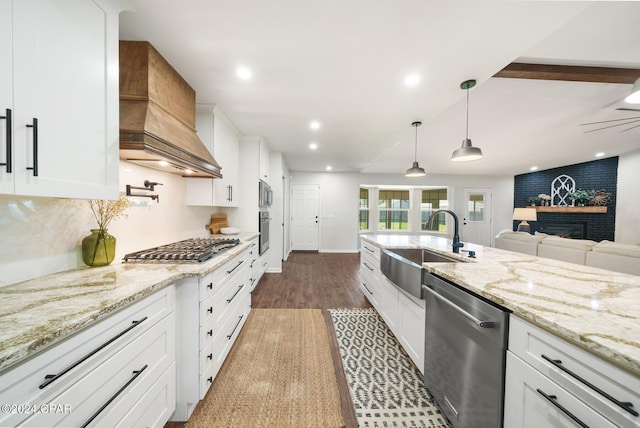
[405,121,426,177]
[451,79,483,162]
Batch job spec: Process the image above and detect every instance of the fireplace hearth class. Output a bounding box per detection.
[537,222,586,239]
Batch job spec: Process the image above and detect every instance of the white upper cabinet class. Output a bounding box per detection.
[0,0,120,200]
[186,106,240,207]
[259,138,270,183]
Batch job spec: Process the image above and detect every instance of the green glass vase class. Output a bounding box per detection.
[82,229,116,266]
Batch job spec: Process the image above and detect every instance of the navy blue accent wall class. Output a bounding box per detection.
[513,157,618,241]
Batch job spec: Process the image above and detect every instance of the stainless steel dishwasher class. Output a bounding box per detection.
[422,272,509,428]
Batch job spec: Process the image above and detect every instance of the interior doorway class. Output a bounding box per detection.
[291,184,320,250]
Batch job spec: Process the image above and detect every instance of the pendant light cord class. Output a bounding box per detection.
[465,86,470,139]
[414,125,418,161]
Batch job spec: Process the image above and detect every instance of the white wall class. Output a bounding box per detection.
[266,151,290,273]
[289,171,514,252]
[616,149,640,244]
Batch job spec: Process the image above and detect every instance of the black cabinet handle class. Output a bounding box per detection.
[226,314,244,339]
[363,262,374,271]
[0,108,11,173]
[207,353,213,360]
[207,306,213,314]
[536,388,589,428]
[362,282,373,295]
[81,364,148,428]
[227,184,232,202]
[364,246,375,253]
[25,118,38,176]
[40,317,147,389]
[226,260,244,274]
[226,285,244,303]
[541,354,638,416]
[207,282,213,290]
[207,329,213,336]
[208,376,213,383]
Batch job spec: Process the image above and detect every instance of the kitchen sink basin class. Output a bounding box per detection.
[380,248,463,299]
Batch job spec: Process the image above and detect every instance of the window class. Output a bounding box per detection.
[378,190,410,230]
[467,194,485,222]
[359,188,369,231]
[421,188,448,231]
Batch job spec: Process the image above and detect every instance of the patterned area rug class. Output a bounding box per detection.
[329,308,451,428]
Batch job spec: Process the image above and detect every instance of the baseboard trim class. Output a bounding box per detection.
[319,249,359,254]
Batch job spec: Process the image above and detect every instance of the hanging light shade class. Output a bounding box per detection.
[451,79,484,162]
[405,121,426,177]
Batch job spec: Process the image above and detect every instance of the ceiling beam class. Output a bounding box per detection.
[494,63,640,84]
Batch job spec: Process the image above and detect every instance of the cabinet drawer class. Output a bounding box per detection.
[21,310,175,427]
[509,316,640,427]
[505,351,617,428]
[114,362,176,428]
[0,286,174,427]
[198,249,248,301]
[199,263,248,327]
[361,242,380,259]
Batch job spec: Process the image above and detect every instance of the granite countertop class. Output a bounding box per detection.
[0,233,259,373]
[361,234,640,377]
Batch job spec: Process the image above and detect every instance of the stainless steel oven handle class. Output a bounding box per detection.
[422,285,494,328]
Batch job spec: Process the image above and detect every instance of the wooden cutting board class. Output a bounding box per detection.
[206,214,229,234]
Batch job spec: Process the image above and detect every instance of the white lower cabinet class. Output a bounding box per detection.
[248,237,259,290]
[0,286,176,428]
[505,316,640,428]
[173,247,252,421]
[359,240,425,374]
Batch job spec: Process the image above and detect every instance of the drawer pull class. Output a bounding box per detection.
[207,282,213,290]
[362,282,373,295]
[207,353,213,360]
[226,284,244,303]
[0,108,11,173]
[207,329,213,336]
[363,262,374,271]
[208,376,213,383]
[207,306,213,314]
[226,260,244,274]
[541,354,638,416]
[227,314,244,339]
[536,388,589,428]
[364,246,375,253]
[25,118,38,176]
[81,364,148,428]
[40,317,148,389]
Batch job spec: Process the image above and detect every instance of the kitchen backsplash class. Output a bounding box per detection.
[0,161,238,285]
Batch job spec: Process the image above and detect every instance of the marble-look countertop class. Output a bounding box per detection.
[361,234,640,377]
[0,233,258,373]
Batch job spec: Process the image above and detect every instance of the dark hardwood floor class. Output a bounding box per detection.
[253,251,371,428]
[252,251,371,310]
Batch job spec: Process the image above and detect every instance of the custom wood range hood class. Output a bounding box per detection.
[119,41,222,178]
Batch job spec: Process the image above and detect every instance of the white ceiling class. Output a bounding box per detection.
[119,1,640,177]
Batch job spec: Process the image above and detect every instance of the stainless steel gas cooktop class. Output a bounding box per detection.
[123,237,240,263]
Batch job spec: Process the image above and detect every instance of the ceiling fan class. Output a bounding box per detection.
[579,114,640,134]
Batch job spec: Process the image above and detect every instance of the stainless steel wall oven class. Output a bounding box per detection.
[258,211,270,255]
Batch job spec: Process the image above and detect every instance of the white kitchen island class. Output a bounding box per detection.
[361,233,640,428]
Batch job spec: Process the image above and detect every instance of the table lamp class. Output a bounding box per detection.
[513,208,537,233]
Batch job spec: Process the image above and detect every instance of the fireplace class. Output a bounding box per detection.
[536,222,586,239]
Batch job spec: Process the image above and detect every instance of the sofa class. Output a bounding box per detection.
[494,231,640,276]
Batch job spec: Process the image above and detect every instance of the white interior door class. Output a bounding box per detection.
[291,184,319,250]
[462,188,492,246]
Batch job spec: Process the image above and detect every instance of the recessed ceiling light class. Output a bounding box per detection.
[309,143,318,150]
[310,121,321,130]
[158,160,169,167]
[595,152,605,157]
[530,166,538,171]
[184,169,194,174]
[404,73,420,87]
[326,166,332,171]
[236,66,252,80]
